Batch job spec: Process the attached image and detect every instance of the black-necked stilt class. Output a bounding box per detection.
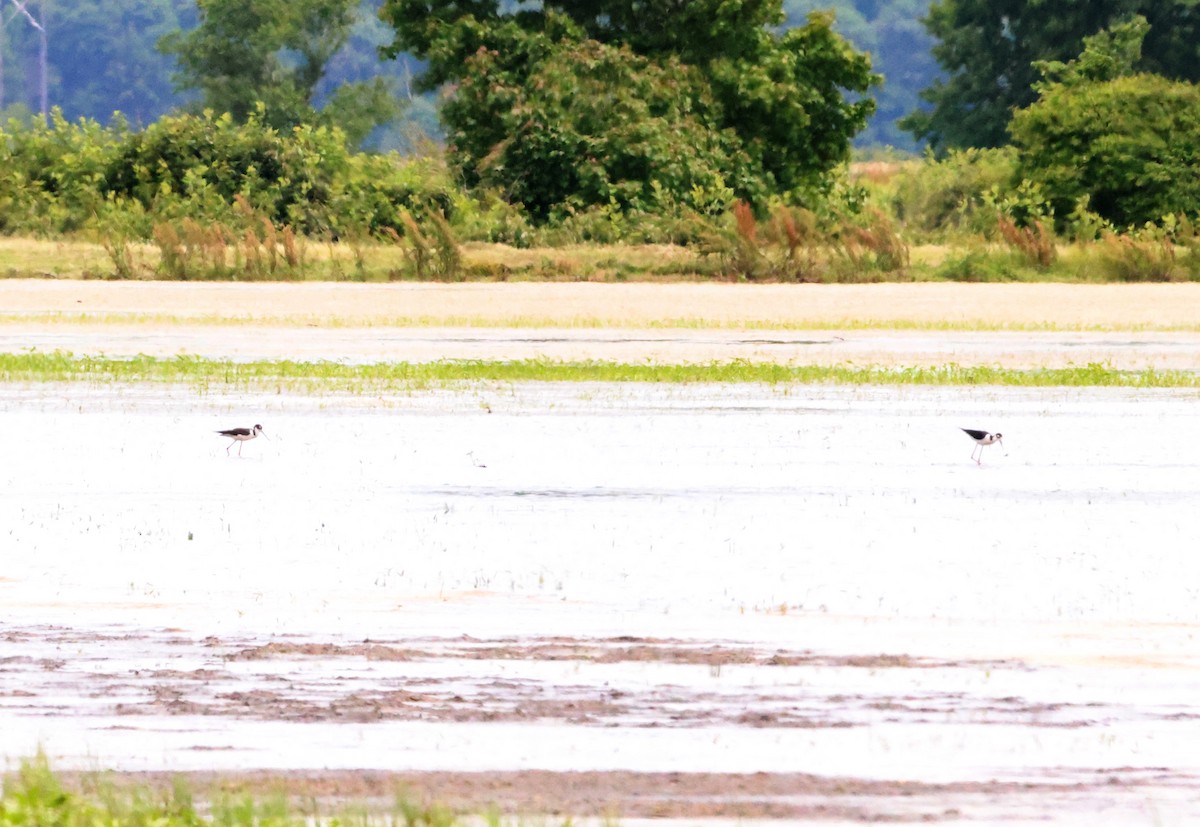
[961,428,1004,464]
[217,424,265,456]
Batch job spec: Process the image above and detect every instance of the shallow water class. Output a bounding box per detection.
[5,325,1200,368]
[3,382,1200,818]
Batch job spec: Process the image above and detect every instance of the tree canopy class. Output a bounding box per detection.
[379,0,877,218]
[904,0,1200,151]
[1010,17,1200,227]
[159,0,398,146]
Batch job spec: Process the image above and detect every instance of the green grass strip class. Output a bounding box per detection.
[0,352,1197,388]
[2,754,458,827]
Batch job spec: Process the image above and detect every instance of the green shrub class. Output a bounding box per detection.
[330,152,457,238]
[100,111,349,235]
[887,148,1019,237]
[1011,73,1200,228]
[536,182,726,247]
[94,195,149,278]
[0,109,473,260]
[0,109,123,235]
[449,188,536,247]
[935,248,1012,282]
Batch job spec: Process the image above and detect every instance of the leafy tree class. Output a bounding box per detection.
[1009,17,1200,227]
[379,0,877,217]
[447,37,750,219]
[160,0,398,146]
[904,0,1200,151]
[1031,13,1147,88]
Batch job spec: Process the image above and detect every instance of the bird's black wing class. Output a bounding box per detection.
[218,428,252,437]
[961,428,989,440]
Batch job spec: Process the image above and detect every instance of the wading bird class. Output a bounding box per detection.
[961,428,1004,465]
[217,424,266,456]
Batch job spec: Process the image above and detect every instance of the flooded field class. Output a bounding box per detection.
[3,380,1200,823]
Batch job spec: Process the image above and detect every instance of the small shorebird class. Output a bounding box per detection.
[961,428,1004,464]
[217,424,266,456]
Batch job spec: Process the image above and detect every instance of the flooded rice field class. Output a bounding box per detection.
[3,381,1200,823]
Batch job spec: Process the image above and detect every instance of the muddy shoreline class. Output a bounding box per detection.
[51,767,1181,822]
[8,621,1200,821]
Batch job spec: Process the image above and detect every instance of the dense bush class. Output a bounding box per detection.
[101,110,347,233]
[382,1,877,221]
[0,111,123,235]
[449,38,745,222]
[332,152,458,237]
[1009,19,1200,229]
[0,106,733,252]
[884,148,1019,236]
[0,109,458,241]
[1010,73,1200,228]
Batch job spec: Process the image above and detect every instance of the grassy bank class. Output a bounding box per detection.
[2,233,1199,285]
[0,237,712,283]
[1,353,1196,390]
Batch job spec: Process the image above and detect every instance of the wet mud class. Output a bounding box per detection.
[8,627,1199,822]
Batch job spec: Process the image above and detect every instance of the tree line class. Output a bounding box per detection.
[0,0,1198,240]
[3,0,930,149]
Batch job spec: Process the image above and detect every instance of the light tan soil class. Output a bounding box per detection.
[3,280,1200,328]
[4,281,1200,369]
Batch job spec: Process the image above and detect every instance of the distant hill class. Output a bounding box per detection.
[783,0,937,152]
